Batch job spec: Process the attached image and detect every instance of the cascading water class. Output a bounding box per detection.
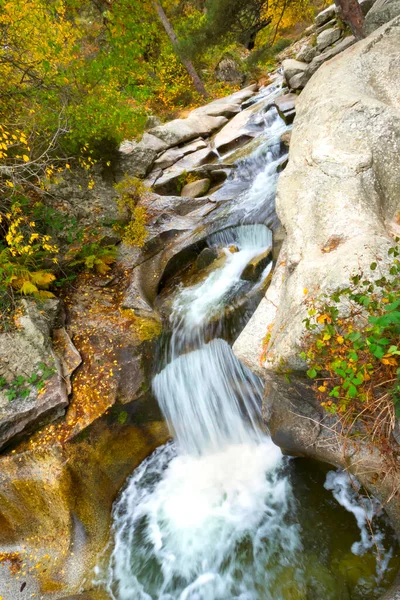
[100,81,399,600]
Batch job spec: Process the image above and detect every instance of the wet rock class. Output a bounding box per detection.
[215,56,245,85]
[240,248,272,282]
[280,130,292,151]
[181,178,211,198]
[213,104,260,152]
[282,59,308,84]
[364,0,400,34]
[315,3,337,26]
[149,114,228,149]
[296,44,317,63]
[273,93,297,124]
[195,247,219,270]
[316,27,342,52]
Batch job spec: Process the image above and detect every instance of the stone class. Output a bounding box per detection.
[149,115,228,149]
[233,16,400,546]
[53,328,82,395]
[195,247,219,270]
[282,59,308,84]
[191,102,241,119]
[181,178,211,198]
[364,0,400,34]
[296,44,317,63]
[215,56,245,85]
[288,72,308,91]
[240,248,272,282]
[213,104,260,152]
[145,114,162,130]
[280,130,292,150]
[154,138,207,170]
[119,137,164,178]
[154,148,218,195]
[273,93,297,123]
[315,17,339,35]
[314,4,337,26]
[316,27,342,52]
[0,300,68,451]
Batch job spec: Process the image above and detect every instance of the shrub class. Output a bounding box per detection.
[301,241,400,443]
[114,176,150,247]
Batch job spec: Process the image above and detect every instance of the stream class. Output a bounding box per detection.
[98,81,399,600]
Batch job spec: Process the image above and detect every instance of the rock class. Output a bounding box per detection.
[181,178,211,198]
[191,102,241,119]
[154,138,207,170]
[315,17,339,35]
[195,247,219,270]
[154,148,218,195]
[359,0,378,15]
[280,130,292,150]
[273,93,297,124]
[296,44,317,63]
[145,115,162,130]
[150,115,228,149]
[0,300,68,451]
[213,104,261,152]
[215,56,245,85]
[53,328,82,395]
[240,248,272,282]
[306,36,356,77]
[282,59,308,84]
[119,137,165,178]
[288,72,308,91]
[316,27,342,52]
[234,15,400,540]
[364,0,400,34]
[314,4,337,26]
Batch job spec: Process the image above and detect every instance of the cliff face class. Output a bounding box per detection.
[234,14,400,549]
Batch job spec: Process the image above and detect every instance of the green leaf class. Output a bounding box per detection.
[307,368,317,379]
[348,384,358,398]
[370,262,377,270]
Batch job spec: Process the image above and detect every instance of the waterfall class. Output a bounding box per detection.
[101,79,397,600]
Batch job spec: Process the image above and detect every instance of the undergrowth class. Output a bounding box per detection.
[301,241,400,445]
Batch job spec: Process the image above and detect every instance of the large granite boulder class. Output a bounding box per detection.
[149,114,228,148]
[364,0,400,34]
[282,58,308,83]
[316,26,342,51]
[234,15,400,533]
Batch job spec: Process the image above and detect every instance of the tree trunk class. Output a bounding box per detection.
[334,0,365,39]
[152,0,208,98]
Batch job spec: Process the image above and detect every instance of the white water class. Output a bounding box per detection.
[102,81,396,600]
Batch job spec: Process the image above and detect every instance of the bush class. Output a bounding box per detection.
[114,176,150,247]
[301,241,400,443]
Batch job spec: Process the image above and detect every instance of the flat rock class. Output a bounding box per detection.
[154,148,218,194]
[181,178,211,198]
[315,3,337,26]
[317,27,342,52]
[273,93,298,123]
[213,106,258,152]
[307,36,356,77]
[282,59,308,83]
[154,138,207,170]
[150,115,228,148]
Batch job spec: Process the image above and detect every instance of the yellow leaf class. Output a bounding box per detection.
[36,290,56,299]
[318,386,326,392]
[337,336,344,344]
[95,260,111,275]
[22,154,29,162]
[323,333,331,341]
[30,271,56,287]
[20,281,39,295]
[303,288,308,295]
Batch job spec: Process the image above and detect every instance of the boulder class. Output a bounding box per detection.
[181,178,211,198]
[53,327,82,395]
[364,0,400,34]
[0,300,70,451]
[359,0,378,15]
[150,115,228,148]
[316,27,342,52]
[282,59,308,83]
[154,138,207,170]
[215,56,245,85]
[119,133,169,178]
[280,130,292,151]
[234,15,400,539]
[296,44,317,63]
[195,247,219,270]
[145,115,162,130]
[314,3,337,26]
[213,104,260,152]
[240,248,272,282]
